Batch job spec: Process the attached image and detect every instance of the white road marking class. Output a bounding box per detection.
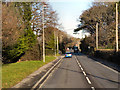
[86,77,91,84]
[75,56,92,85]
[39,59,63,89]
[91,87,95,90]
[77,62,82,67]
[31,56,64,90]
[75,57,82,68]
[81,67,83,71]
[83,71,86,76]
[78,62,81,66]
[78,64,82,68]
[76,59,79,64]
[95,62,118,74]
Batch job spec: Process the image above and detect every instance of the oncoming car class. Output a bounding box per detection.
[65,52,72,58]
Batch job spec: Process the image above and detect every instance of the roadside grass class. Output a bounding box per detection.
[2,56,56,88]
[56,53,60,56]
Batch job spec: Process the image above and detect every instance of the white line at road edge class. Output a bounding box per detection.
[39,59,63,89]
[31,56,64,90]
[95,62,118,74]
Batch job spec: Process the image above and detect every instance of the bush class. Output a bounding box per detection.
[45,49,55,55]
[20,42,42,61]
[2,29,37,63]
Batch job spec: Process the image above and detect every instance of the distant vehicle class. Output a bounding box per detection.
[66,48,69,51]
[65,52,72,58]
[73,46,79,53]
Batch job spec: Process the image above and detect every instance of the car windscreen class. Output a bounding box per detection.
[74,47,78,49]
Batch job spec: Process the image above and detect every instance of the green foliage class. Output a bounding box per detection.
[2,2,38,63]
[44,27,56,55]
[45,31,55,50]
[20,41,42,61]
[22,3,32,29]
[4,29,36,63]
[77,2,119,50]
[14,2,32,29]
[45,49,55,55]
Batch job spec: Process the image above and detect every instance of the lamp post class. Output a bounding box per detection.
[42,4,46,62]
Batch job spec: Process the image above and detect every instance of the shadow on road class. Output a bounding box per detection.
[66,52,120,85]
[72,52,120,72]
[87,73,120,85]
[58,67,83,74]
[87,56,120,72]
[57,64,120,85]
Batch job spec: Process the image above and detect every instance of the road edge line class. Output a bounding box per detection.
[39,58,63,88]
[31,56,64,90]
[95,62,118,74]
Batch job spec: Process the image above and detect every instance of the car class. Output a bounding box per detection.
[65,52,72,58]
[73,46,79,53]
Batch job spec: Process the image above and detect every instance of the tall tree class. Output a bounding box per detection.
[2,2,37,63]
[77,2,117,49]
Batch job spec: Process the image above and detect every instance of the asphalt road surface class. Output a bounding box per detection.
[40,53,119,89]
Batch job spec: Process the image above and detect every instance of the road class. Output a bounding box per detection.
[40,53,119,89]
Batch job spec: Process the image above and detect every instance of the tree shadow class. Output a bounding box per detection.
[72,52,120,72]
[87,73,120,84]
[87,56,120,72]
[57,66,120,85]
[58,67,83,74]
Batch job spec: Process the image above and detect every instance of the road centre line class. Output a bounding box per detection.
[86,77,92,84]
[81,67,83,71]
[91,87,95,90]
[78,64,82,68]
[75,56,82,67]
[75,56,92,85]
[83,71,86,76]
[78,63,82,67]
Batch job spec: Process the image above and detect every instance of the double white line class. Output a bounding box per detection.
[31,56,64,90]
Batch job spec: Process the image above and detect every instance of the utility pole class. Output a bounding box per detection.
[53,19,57,56]
[54,30,56,56]
[60,35,63,53]
[42,4,46,62]
[57,36,59,54]
[96,22,98,50]
[116,3,118,52]
[0,1,2,89]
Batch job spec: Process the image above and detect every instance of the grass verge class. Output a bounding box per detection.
[2,56,56,88]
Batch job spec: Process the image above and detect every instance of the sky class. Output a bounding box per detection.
[48,0,94,38]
